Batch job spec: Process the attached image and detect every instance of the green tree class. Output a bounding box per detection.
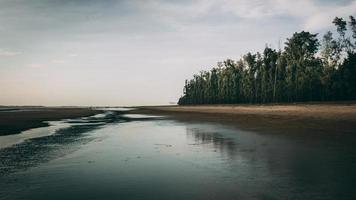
[178,16,356,105]
[284,31,319,101]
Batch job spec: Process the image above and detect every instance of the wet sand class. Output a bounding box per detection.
[0,107,102,136]
[2,109,356,200]
[130,103,356,134]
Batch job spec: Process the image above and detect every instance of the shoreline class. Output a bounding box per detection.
[0,107,102,136]
[130,103,356,134]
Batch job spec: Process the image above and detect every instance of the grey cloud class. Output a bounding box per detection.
[0,49,21,56]
[0,0,355,105]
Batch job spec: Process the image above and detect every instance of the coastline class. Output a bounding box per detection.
[130,103,356,134]
[0,107,102,136]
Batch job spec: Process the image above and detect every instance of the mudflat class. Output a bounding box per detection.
[0,107,102,136]
[131,103,356,134]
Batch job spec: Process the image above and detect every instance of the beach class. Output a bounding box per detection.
[130,103,356,134]
[0,107,102,136]
[1,107,356,199]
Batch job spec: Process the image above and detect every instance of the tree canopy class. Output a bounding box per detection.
[178,16,356,105]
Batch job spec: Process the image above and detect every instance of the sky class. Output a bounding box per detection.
[0,0,355,106]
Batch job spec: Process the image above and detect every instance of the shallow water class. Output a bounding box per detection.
[1,112,356,200]
[0,121,69,149]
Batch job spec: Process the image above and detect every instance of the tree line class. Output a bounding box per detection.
[178,16,356,105]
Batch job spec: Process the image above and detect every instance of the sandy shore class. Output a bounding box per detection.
[130,103,356,134]
[0,107,102,136]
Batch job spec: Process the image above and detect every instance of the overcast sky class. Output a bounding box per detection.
[0,0,355,106]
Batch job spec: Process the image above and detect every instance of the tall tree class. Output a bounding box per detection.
[284,31,319,101]
[178,16,356,105]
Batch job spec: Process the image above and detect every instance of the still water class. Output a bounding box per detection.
[0,111,356,200]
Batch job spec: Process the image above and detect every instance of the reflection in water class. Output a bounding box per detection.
[1,116,356,200]
[186,127,238,159]
[185,123,356,200]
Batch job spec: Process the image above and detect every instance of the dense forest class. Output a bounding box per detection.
[178,16,356,105]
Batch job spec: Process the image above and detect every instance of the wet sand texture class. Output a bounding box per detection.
[131,103,356,134]
[0,107,101,136]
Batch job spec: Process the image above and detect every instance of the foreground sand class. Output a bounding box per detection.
[0,107,102,136]
[131,103,356,134]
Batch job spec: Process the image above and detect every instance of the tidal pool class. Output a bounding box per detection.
[0,112,356,200]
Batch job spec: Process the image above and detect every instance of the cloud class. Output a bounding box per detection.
[217,0,356,31]
[304,1,356,31]
[145,0,355,31]
[0,49,21,56]
[1,0,355,106]
[51,59,67,64]
[27,63,47,69]
[68,54,78,57]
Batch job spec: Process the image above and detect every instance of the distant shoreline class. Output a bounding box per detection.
[0,107,102,136]
[130,102,356,134]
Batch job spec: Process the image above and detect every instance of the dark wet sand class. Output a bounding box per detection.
[129,103,356,134]
[0,107,102,136]
[1,108,356,199]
